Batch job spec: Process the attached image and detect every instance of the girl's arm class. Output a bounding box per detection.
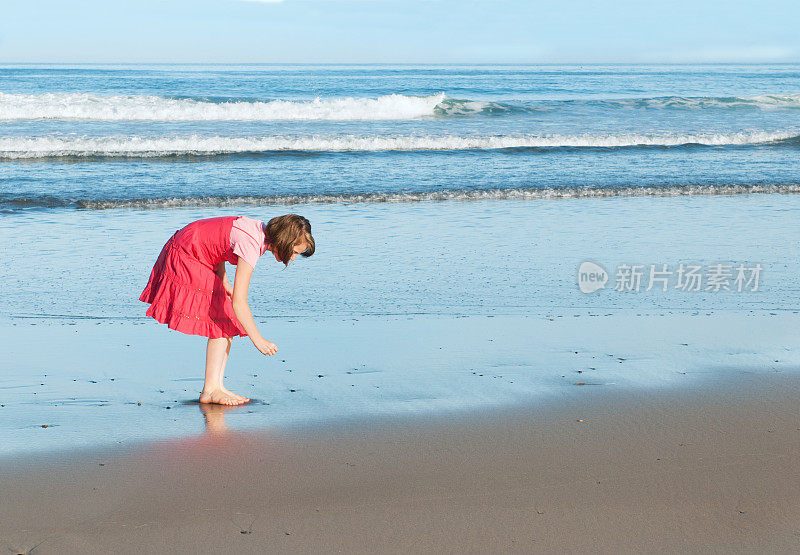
[231,258,278,356]
[214,262,234,297]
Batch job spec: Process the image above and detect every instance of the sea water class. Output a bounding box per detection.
[2,64,800,211]
[2,64,800,317]
[1,65,800,455]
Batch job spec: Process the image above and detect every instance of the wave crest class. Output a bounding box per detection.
[3,92,800,122]
[0,130,796,159]
[3,184,798,211]
[71,184,800,208]
[586,93,800,111]
[0,92,446,121]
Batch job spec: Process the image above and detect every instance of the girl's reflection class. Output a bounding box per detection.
[198,401,235,435]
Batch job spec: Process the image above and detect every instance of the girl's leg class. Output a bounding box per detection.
[215,339,249,402]
[199,337,250,405]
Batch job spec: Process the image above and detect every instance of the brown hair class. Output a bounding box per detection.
[265,214,315,265]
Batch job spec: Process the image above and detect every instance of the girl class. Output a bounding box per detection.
[139,214,315,406]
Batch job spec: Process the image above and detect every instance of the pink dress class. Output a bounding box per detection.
[139,216,268,338]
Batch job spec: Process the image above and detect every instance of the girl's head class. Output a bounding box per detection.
[265,214,315,265]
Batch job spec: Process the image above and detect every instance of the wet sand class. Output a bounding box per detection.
[4,310,799,458]
[2,370,799,554]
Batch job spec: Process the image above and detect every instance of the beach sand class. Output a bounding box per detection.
[4,61,800,554]
[1,195,799,553]
[2,369,799,554]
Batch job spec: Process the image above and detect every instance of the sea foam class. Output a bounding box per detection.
[4,183,799,211]
[71,184,800,209]
[0,92,446,121]
[4,92,800,122]
[0,131,795,158]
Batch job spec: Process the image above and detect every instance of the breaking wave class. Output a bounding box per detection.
[3,92,800,121]
[580,93,800,111]
[4,184,800,211]
[0,92,447,121]
[1,130,796,159]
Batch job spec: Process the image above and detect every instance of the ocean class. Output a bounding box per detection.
[2,64,800,318]
[2,64,800,455]
[2,64,800,210]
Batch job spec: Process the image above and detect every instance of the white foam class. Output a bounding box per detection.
[77,184,800,209]
[0,92,446,121]
[598,93,800,110]
[0,130,795,159]
[3,92,800,121]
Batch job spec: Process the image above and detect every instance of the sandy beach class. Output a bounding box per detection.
[3,61,800,554]
[1,194,798,552]
[2,369,799,554]
[1,192,798,553]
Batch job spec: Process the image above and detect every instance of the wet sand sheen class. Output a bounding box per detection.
[2,370,799,554]
[3,311,798,457]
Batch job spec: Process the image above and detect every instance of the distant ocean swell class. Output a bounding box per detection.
[1,131,796,159]
[2,92,800,121]
[4,184,800,210]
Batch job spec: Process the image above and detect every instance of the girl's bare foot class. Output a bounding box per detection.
[199,389,250,405]
[221,387,250,403]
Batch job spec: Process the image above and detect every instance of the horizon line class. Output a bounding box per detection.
[2,61,800,66]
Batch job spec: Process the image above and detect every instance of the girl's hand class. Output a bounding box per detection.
[253,337,278,356]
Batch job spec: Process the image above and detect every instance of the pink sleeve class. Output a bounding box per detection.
[230,217,264,268]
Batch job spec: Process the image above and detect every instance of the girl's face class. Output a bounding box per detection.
[270,241,308,263]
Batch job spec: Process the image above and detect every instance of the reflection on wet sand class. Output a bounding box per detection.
[198,401,234,435]
[142,401,295,463]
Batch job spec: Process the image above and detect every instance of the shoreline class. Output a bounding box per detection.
[4,63,800,554]
[2,310,798,459]
[2,369,799,553]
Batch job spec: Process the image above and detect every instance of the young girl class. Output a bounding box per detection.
[139,214,314,406]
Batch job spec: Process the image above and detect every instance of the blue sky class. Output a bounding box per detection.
[1,0,798,64]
